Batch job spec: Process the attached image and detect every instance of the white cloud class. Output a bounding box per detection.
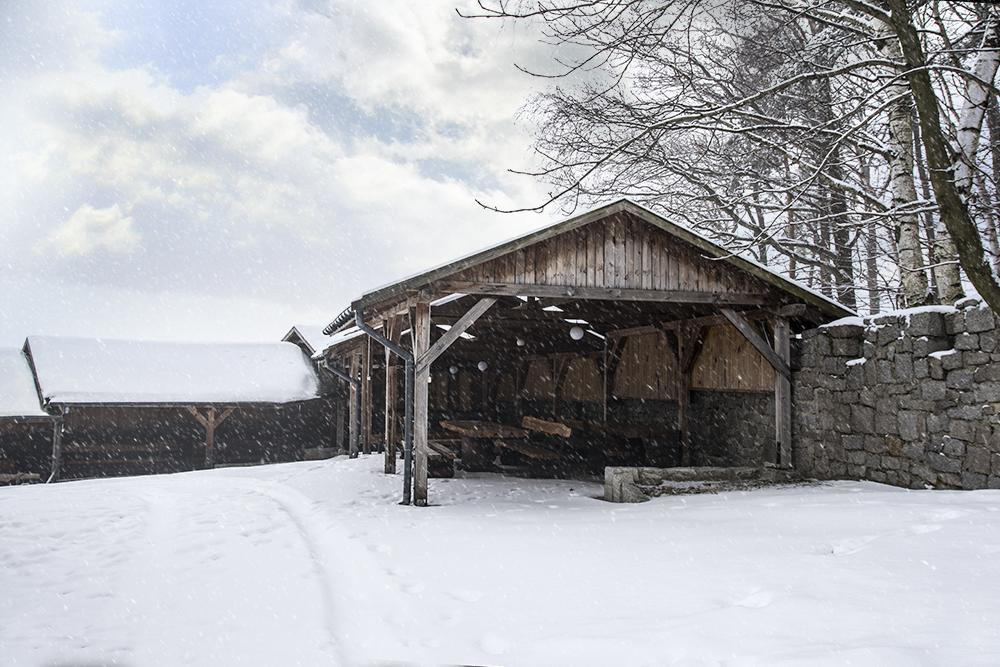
[46,204,140,256]
[0,0,556,347]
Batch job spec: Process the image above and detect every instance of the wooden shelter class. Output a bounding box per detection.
[21,336,332,480]
[322,199,852,505]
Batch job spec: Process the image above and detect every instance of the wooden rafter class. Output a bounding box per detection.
[720,309,792,381]
[415,297,496,374]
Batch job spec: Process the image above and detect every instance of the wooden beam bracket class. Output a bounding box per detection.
[720,308,791,380]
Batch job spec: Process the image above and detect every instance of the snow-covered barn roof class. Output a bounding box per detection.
[0,348,49,419]
[282,325,331,356]
[24,337,321,406]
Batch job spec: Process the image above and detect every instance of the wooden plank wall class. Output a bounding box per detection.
[517,323,772,402]
[561,357,602,401]
[692,324,774,391]
[613,332,678,400]
[450,213,769,296]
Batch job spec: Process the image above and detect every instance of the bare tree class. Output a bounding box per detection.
[466,0,1000,313]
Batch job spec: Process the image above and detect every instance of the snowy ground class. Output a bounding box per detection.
[3,456,1000,666]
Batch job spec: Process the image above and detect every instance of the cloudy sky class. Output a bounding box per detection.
[0,1,559,346]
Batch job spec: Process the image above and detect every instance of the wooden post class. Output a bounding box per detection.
[205,406,217,467]
[384,317,400,474]
[362,337,373,455]
[676,330,691,466]
[48,412,64,483]
[186,406,235,468]
[334,389,345,452]
[774,316,792,467]
[348,354,360,458]
[412,301,432,506]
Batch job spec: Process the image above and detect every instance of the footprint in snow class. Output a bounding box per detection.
[402,581,426,595]
[732,589,775,608]
[908,523,942,535]
[448,589,484,603]
[825,535,879,556]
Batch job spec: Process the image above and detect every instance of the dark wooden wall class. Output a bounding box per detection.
[52,400,334,479]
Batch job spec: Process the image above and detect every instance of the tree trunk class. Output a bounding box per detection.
[987,93,1000,274]
[880,27,929,306]
[887,0,1000,312]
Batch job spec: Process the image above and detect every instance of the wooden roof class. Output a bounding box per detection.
[348,199,853,322]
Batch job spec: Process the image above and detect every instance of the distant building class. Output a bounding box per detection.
[0,336,333,480]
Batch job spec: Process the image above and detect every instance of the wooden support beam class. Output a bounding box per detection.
[675,329,692,467]
[720,308,792,380]
[348,354,360,458]
[384,316,400,474]
[185,405,235,469]
[48,414,63,483]
[361,337,373,455]
[412,301,432,506]
[415,297,496,374]
[774,316,792,467]
[438,281,770,305]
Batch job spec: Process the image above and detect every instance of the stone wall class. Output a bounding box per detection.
[793,300,1000,489]
[689,391,775,467]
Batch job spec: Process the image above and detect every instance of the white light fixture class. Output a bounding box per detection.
[428,375,433,383]
[449,365,459,375]
[569,326,585,341]
[477,360,489,372]
[516,337,526,347]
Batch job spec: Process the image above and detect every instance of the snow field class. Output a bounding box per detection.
[2,455,1000,665]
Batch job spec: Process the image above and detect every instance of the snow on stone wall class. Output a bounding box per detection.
[793,301,1000,489]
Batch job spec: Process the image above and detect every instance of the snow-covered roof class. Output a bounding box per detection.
[25,336,321,406]
[314,326,366,359]
[0,348,49,418]
[283,325,331,355]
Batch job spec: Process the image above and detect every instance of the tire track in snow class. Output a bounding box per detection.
[240,481,349,665]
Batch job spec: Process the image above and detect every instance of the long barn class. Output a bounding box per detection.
[14,337,332,480]
[321,199,852,505]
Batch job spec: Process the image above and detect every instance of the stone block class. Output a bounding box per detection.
[913,336,950,357]
[962,472,988,489]
[955,333,980,351]
[942,437,965,457]
[963,351,991,367]
[965,307,996,333]
[850,405,875,434]
[940,351,964,371]
[945,311,966,335]
[937,472,962,488]
[907,311,946,337]
[979,331,997,353]
[842,435,864,451]
[898,411,924,441]
[823,323,863,339]
[921,380,947,401]
[965,445,991,474]
[974,382,1000,404]
[988,475,1000,490]
[885,435,904,456]
[877,324,901,347]
[893,355,914,382]
[946,368,974,391]
[949,420,976,442]
[832,337,861,358]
